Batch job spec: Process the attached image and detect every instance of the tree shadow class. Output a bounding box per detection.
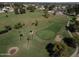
[63,37,77,48]
[45,43,60,57]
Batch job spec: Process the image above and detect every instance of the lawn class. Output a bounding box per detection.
[0,10,75,57]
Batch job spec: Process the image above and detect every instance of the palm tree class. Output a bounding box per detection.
[19,34,23,40]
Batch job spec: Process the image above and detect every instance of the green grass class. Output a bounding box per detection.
[37,30,55,40]
[37,15,67,41]
[0,11,75,57]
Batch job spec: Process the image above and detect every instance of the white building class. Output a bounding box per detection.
[0,6,14,13]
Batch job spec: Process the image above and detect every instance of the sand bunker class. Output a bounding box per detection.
[8,47,19,55]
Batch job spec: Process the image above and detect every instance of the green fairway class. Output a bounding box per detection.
[0,11,75,57]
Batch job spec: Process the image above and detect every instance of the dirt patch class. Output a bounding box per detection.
[8,47,19,56]
[54,34,63,43]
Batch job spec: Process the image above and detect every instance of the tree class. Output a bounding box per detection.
[66,24,76,32]
[65,4,79,16]
[65,16,77,32]
[43,9,49,18]
[63,37,77,48]
[4,25,12,30]
[0,25,12,34]
[0,3,4,10]
[27,5,36,12]
[73,4,79,15]
[0,29,8,34]
[75,21,79,32]
[19,34,23,40]
[14,22,24,29]
[45,43,64,57]
[13,3,26,14]
[45,43,55,56]
[48,5,55,10]
[14,6,19,14]
[35,20,38,26]
[32,20,38,26]
[42,5,51,18]
[65,5,74,16]
[44,5,48,10]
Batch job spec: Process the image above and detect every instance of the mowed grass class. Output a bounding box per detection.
[0,11,75,57]
[37,15,67,41]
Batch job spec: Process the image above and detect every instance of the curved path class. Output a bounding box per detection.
[70,45,78,57]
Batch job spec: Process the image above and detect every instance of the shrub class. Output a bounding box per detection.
[4,25,12,30]
[14,22,24,29]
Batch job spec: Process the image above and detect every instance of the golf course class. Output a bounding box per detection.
[0,10,76,57]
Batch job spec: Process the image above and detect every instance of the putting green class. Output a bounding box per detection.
[37,30,55,40]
